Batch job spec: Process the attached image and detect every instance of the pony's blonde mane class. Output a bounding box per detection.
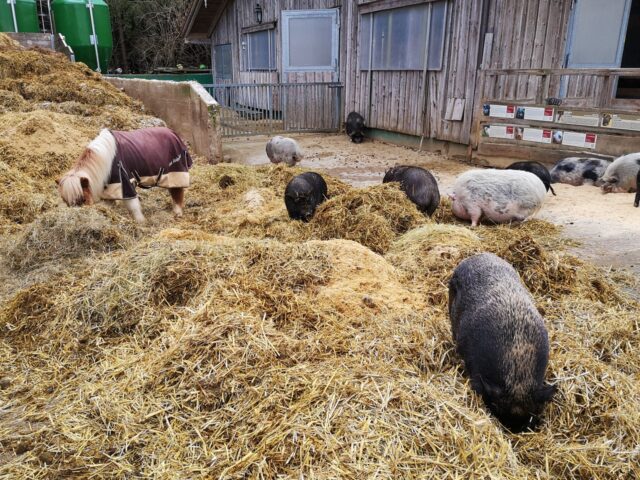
[58,129,116,205]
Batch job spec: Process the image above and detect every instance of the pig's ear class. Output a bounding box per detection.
[55,178,61,186]
[534,384,557,404]
[470,376,502,399]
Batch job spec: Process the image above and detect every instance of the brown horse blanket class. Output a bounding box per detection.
[102,127,192,200]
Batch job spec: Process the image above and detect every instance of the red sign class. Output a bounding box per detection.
[506,126,514,135]
[506,105,515,114]
[542,130,552,138]
[544,108,554,117]
[585,133,597,143]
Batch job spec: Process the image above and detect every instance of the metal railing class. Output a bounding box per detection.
[204,83,343,137]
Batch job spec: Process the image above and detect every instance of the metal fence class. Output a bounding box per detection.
[204,83,343,137]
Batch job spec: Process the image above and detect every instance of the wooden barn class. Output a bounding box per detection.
[183,0,640,162]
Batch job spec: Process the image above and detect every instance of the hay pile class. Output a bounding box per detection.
[1,213,638,478]
[0,35,639,480]
[6,206,136,270]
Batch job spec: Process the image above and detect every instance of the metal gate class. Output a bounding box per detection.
[204,83,343,137]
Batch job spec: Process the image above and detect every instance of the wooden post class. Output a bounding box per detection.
[599,74,614,109]
[469,70,487,155]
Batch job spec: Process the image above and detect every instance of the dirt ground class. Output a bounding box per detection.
[224,133,640,278]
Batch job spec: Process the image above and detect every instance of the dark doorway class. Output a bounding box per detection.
[617,0,640,98]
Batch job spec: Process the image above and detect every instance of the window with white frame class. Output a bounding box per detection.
[565,0,632,68]
[282,9,339,72]
[242,29,276,71]
[214,44,232,80]
[359,1,447,71]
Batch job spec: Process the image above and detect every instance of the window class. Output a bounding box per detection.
[359,1,447,71]
[282,9,339,72]
[214,44,232,81]
[566,0,632,68]
[243,29,276,71]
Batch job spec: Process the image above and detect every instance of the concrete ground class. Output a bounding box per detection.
[223,133,640,278]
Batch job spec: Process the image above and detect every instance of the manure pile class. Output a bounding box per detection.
[1,35,639,479]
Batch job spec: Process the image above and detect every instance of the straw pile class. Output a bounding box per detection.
[6,206,136,270]
[1,39,639,479]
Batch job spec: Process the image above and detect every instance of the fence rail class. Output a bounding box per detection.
[204,83,343,137]
[477,68,640,110]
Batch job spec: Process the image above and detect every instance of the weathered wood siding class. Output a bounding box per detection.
[479,0,583,102]
[211,0,343,85]
[208,0,593,145]
[344,0,484,144]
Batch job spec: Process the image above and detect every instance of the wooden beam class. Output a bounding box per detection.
[241,21,277,34]
[481,67,640,77]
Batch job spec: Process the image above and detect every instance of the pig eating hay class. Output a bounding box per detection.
[449,253,557,432]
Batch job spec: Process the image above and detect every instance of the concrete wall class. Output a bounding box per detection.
[5,32,54,50]
[106,78,222,163]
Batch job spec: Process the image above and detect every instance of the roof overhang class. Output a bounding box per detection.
[182,0,231,43]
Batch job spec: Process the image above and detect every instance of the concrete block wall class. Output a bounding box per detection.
[106,78,222,163]
[5,32,54,50]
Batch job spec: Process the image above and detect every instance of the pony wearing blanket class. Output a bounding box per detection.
[58,127,192,222]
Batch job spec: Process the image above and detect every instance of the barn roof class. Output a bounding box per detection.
[182,0,231,43]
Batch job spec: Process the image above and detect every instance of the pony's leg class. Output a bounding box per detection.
[123,197,145,223]
[169,188,185,216]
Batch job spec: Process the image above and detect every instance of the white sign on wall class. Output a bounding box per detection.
[561,131,598,149]
[488,104,516,119]
[521,128,552,143]
[482,125,515,139]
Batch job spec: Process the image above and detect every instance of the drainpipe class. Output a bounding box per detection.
[8,0,19,32]
[86,0,101,72]
[366,14,374,123]
[418,5,433,151]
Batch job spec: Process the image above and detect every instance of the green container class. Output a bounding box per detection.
[51,0,113,72]
[0,0,40,33]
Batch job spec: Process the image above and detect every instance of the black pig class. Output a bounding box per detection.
[284,172,328,222]
[345,111,366,143]
[382,165,440,216]
[506,161,556,195]
[449,253,557,432]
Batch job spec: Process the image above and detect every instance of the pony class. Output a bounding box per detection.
[58,127,192,223]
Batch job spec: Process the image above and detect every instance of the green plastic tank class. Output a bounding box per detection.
[0,0,40,33]
[51,0,113,72]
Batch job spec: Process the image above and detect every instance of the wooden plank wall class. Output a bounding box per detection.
[480,0,574,101]
[210,0,343,126]
[208,0,596,145]
[343,0,483,144]
[211,0,343,85]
